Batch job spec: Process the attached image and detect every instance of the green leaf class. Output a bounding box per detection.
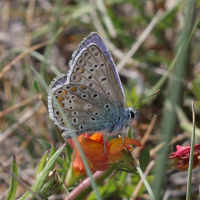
[47,153,68,196]
[40,170,57,196]
[48,142,56,160]
[139,146,150,172]
[33,80,41,93]
[36,150,50,178]
[5,155,18,200]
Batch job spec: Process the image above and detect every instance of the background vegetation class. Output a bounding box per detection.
[0,0,200,199]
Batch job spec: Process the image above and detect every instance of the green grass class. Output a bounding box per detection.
[0,0,200,199]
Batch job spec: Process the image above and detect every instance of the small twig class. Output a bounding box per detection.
[133,117,156,155]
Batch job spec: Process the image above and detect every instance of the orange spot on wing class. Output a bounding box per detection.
[70,87,77,92]
[77,76,81,82]
[80,86,86,90]
[61,91,67,95]
[58,96,64,101]
[59,102,64,107]
[79,68,84,74]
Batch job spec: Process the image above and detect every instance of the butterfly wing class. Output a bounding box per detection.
[70,32,125,103]
[48,33,126,136]
[68,44,125,108]
[48,83,120,135]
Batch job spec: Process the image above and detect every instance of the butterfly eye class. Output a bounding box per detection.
[130,111,135,119]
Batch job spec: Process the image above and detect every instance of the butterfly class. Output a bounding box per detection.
[48,32,139,150]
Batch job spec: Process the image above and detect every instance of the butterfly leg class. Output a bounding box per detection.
[121,131,126,146]
[129,125,140,140]
[62,129,79,139]
[62,129,70,139]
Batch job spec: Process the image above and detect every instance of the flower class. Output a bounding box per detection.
[169,144,200,171]
[65,133,142,186]
[78,133,142,171]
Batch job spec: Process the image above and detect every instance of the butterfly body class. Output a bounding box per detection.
[48,32,139,140]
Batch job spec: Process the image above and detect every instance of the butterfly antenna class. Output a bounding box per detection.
[132,89,160,108]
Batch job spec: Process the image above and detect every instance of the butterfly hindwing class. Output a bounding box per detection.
[50,84,119,135]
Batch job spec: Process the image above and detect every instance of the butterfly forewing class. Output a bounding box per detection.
[68,44,125,107]
[71,33,125,101]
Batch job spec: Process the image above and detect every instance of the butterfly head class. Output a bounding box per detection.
[127,107,139,122]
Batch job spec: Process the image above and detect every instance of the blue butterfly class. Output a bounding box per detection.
[48,32,139,148]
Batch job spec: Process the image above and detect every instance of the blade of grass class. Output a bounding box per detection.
[132,156,155,200]
[186,102,195,200]
[152,0,196,198]
[130,160,155,200]
[5,155,18,200]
